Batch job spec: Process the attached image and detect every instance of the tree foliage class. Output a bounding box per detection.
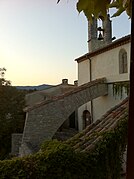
[0,68,26,159]
[57,0,132,20]
[0,68,11,86]
[0,116,127,178]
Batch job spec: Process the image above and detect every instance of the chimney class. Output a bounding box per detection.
[74,80,78,86]
[62,79,68,85]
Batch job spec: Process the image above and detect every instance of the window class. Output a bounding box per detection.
[83,110,91,129]
[119,49,128,74]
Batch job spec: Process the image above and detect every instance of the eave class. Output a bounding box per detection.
[75,35,131,63]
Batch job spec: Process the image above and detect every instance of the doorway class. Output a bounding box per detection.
[83,110,91,129]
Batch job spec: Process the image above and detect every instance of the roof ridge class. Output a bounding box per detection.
[24,78,106,112]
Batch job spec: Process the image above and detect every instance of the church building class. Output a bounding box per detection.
[11,15,130,157]
[75,15,130,131]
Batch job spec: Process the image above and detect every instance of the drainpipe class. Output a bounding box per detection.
[88,19,94,123]
[88,57,94,122]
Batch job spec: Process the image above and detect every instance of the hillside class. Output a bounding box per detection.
[15,84,53,91]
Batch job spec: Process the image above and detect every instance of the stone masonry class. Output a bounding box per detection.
[11,134,23,156]
[19,78,108,156]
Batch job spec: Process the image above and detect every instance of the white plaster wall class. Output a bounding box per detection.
[92,84,128,121]
[78,59,90,86]
[77,42,130,130]
[78,59,91,131]
[91,43,130,121]
[91,43,130,82]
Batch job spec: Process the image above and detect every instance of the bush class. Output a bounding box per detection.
[0,117,127,179]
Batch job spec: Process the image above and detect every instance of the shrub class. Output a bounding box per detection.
[0,117,127,179]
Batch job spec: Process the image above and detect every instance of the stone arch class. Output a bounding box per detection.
[20,78,108,156]
[82,110,91,129]
[57,111,76,131]
[119,48,128,74]
[69,111,76,129]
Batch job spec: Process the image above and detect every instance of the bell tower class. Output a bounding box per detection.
[103,14,112,44]
[88,15,113,52]
[88,17,97,52]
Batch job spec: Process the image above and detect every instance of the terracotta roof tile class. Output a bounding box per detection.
[66,97,128,152]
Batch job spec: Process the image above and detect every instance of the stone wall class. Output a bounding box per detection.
[20,78,108,156]
[11,133,23,156]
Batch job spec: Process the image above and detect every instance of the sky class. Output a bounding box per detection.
[0,0,131,86]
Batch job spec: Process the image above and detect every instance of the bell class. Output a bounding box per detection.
[97,27,104,31]
[98,32,103,40]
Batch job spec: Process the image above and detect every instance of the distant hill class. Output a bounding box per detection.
[15,84,53,91]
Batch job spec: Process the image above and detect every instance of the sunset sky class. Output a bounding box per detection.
[0,0,131,86]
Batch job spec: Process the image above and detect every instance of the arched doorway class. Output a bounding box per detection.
[83,110,91,129]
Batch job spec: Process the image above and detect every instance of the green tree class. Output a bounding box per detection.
[0,68,26,159]
[58,0,131,19]
[0,68,11,86]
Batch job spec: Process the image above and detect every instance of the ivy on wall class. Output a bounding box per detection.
[113,81,129,98]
